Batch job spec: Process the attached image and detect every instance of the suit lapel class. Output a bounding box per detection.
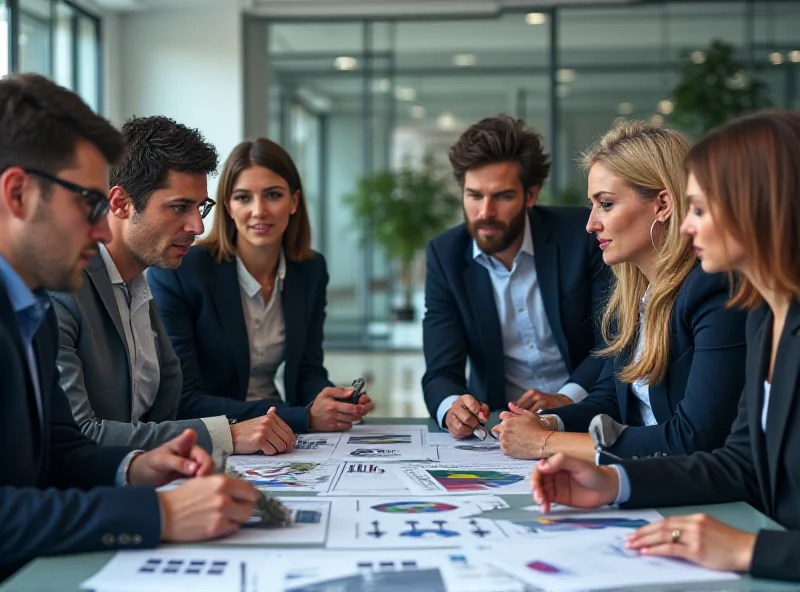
[747,312,773,510]
[765,300,800,499]
[209,258,250,395]
[462,245,505,409]
[86,255,130,363]
[281,262,304,405]
[530,209,571,370]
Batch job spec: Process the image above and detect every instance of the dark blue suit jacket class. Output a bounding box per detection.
[422,205,610,418]
[550,265,748,459]
[148,247,333,433]
[0,282,160,581]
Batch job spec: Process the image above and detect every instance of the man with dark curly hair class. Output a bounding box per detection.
[422,115,610,438]
[50,116,296,464]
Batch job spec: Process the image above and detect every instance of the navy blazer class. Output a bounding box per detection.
[422,205,610,418]
[0,282,160,581]
[621,301,800,581]
[148,247,333,434]
[551,265,748,459]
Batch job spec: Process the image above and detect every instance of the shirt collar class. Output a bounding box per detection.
[236,250,287,299]
[99,244,124,286]
[0,253,52,339]
[99,244,151,298]
[472,212,534,264]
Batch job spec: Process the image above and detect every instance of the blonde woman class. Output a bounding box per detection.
[494,122,747,461]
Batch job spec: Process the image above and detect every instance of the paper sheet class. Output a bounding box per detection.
[80,547,270,592]
[216,499,331,545]
[280,433,342,462]
[224,457,339,493]
[330,425,428,461]
[262,549,524,592]
[326,461,414,496]
[392,462,536,495]
[482,533,739,592]
[325,495,510,549]
[497,508,665,538]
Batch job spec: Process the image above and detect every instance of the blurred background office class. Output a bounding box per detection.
[3,0,799,416]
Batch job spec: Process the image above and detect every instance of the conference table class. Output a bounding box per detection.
[2,417,791,591]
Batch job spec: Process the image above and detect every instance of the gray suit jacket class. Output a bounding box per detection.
[50,255,216,452]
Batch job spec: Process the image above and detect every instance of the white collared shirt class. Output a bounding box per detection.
[100,245,161,421]
[237,252,287,402]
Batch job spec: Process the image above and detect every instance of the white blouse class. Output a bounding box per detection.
[236,253,286,403]
[630,286,657,426]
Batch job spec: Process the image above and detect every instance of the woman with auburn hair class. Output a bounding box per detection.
[494,121,747,461]
[149,138,374,433]
[529,110,800,582]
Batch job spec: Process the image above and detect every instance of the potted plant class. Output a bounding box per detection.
[670,39,771,137]
[346,155,460,322]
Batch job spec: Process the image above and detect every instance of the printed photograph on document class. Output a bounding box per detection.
[393,462,536,495]
[326,461,414,496]
[224,457,338,493]
[497,509,664,538]
[281,433,342,461]
[325,496,511,549]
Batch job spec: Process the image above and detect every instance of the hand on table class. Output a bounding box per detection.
[128,429,214,487]
[444,394,489,439]
[626,514,757,572]
[531,453,620,513]
[231,406,296,454]
[516,388,573,412]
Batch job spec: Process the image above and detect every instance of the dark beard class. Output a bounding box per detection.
[467,205,527,255]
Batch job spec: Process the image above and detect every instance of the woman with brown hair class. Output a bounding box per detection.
[149,138,373,433]
[494,121,747,461]
[530,110,800,581]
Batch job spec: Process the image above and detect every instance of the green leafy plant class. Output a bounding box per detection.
[346,156,460,320]
[671,39,771,137]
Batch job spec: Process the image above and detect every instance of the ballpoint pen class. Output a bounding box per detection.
[595,445,625,462]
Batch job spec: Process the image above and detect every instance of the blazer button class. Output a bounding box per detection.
[102,534,115,546]
[132,534,142,545]
[118,534,131,545]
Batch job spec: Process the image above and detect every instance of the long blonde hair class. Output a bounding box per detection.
[583,122,694,385]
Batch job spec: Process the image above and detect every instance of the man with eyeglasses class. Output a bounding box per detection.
[50,116,296,465]
[0,74,260,581]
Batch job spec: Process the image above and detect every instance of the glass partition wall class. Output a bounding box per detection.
[264,1,800,349]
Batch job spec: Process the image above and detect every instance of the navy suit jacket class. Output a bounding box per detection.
[551,265,748,459]
[620,301,800,581]
[148,247,333,433]
[0,282,160,582]
[422,205,610,418]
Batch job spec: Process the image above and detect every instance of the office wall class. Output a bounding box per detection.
[110,1,245,213]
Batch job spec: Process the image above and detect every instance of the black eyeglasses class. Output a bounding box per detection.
[25,168,110,224]
[199,197,216,219]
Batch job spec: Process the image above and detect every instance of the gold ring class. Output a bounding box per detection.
[671,529,682,544]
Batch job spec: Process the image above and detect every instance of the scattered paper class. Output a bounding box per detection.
[80,547,270,592]
[224,457,339,493]
[392,462,536,495]
[280,433,342,462]
[325,495,510,549]
[262,549,524,592]
[217,499,331,545]
[497,508,665,538]
[330,425,428,462]
[482,533,739,592]
[326,461,414,496]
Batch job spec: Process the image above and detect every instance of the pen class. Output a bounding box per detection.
[240,561,246,592]
[595,445,625,462]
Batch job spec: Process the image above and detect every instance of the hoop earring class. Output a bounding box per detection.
[649,219,663,252]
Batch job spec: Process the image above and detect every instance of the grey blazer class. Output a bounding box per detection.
[49,255,215,452]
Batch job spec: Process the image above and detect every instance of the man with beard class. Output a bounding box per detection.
[423,115,609,439]
[50,116,296,463]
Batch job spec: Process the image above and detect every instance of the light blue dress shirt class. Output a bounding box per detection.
[436,217,587,428]
[0,253,139,486]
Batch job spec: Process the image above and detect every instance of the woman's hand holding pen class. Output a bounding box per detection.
[530,453,620,513]
[309,387,371,431]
